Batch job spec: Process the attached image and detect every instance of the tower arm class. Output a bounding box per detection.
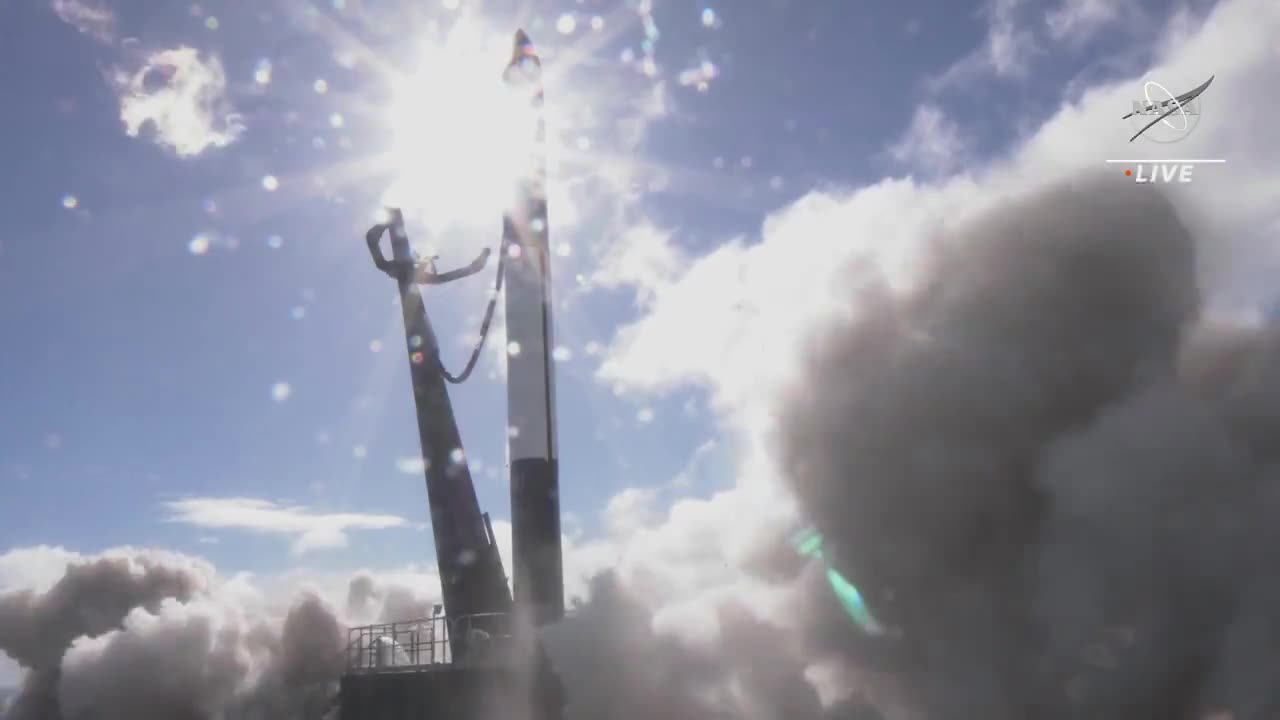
[368,211,512,659]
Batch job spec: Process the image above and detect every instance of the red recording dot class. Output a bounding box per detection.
[1125,169,1132,176]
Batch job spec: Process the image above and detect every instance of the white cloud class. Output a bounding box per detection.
[0,651,19,689]
[489,519,513,578]
[932,0,1038,90]
[0,546,218,598]
[559,533,620,604]
[1045,0,1136,43]
[600,0,1280,415]
[264,562,442,624]
[586,0,1280,656]
[596,182,951,423]
[887,104,971,174]
[604,487,661,535]
[0,546,376,714]
[671,438,718,489]
[51,0,114,43]
[162,498,406,556]
[603,456,802,634]
[111,47,243,158]
[587,224,686,305]
[618,81,669,152]
[0,544,82,594]
[503,429,804,642]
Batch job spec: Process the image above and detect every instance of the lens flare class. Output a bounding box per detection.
[790,525,885,635]
[383,21,546,233]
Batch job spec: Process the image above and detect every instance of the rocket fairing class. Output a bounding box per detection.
[503,29,565,626]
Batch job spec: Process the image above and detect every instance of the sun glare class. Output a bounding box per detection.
[384,20,547,234]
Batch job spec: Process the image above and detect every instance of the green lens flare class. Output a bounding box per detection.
[794,528,823,558]
[789,525,884,635]
[826,566,884,635]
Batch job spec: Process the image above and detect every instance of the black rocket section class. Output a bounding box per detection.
[503,29,565,627]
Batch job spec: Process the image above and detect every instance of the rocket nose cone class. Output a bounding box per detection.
[512,29,535,62]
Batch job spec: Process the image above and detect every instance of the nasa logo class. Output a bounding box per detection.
[1122,75,1214,143]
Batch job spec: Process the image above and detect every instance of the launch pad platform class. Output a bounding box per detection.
[338,615,563,720]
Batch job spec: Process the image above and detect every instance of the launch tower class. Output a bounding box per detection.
[338,29,565,720]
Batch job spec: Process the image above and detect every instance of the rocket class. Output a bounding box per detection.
[503,29,564,627]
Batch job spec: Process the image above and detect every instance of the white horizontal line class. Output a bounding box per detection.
[1103,159,1226,163]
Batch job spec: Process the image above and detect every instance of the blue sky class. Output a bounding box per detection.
[0,0,960,575]
[2,0,1274,591]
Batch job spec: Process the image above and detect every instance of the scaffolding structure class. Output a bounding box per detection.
[343,613,516,672]
[340,613,559,720]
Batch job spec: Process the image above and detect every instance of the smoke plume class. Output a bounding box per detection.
[0,550,345,719]
[773,174,1280,718]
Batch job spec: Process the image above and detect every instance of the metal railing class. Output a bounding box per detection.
[343,613,516,673]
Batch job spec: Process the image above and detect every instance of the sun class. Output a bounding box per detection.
[383,19,547,236]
